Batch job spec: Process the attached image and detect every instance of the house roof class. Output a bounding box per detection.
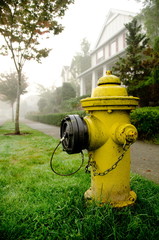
[94,8,136,50]
[61,66,70,76]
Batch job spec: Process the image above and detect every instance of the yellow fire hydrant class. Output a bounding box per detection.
[81,71,139,207]
[59,71,139,207]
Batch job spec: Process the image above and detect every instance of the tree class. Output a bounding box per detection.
[37,82,76,113]
[112,18,150,106]
[142,37,159,105]
[60,82,76,112]
[37,98,47,113]
[37,84,55,113]
[62,82,76,101]
[0,72,28,121]
[135,0,159,104]
[0,0,74,134]
[70,38,91,96]
[71,38,91,74]
[136,0,159,46]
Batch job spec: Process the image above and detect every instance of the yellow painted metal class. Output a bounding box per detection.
[81,72,139,207]
[81,96,139,111]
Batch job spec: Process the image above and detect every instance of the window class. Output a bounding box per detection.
[110,40,116,56]
[96,48,104,63]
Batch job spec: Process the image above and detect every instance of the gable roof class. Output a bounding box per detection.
[94,8,136,49]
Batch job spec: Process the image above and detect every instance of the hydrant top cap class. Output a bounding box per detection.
[98,71,121,86]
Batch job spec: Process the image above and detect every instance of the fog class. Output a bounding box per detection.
[0,96,39,121]
[0,101,11,121]
[0,0,142,119]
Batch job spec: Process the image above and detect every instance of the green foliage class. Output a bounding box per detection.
[61,94,90,112]
[53,86,62,110]
[0,0,74,64]
[37,85,55,113]
[0,72,28,121]
[37,97,48,113]
[62,82,76,101]
[26,111,86,126]
[137,0,159,46]
[37,83,77,114]
[112,18,159,106]
[142,37,159,85]
[154,36,159,52]
[0,72,28,104]
[0,0,74,134]
[61,97,81,112]
[131,107,159,140]
[139,38,159,106]
[113,19,149,95]
[148,37,159,99]
[0,123,159,240]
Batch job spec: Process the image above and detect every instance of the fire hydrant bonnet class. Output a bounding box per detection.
[97,71,121,85]
[81,72,139,110]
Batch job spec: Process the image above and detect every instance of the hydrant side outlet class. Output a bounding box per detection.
[60,115,88,154]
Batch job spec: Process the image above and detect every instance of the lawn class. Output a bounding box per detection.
[0,122,159,240]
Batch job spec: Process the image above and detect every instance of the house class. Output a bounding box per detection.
[78,9,136,96]
[61,66,72,84]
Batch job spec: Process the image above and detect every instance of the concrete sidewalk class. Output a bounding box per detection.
[131,141,159,183]
[11,119,159,184]
[22,119,60,139]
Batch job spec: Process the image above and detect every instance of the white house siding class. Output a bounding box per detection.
[91,54,96,67]
[118,32,126,52]
[78,9,136,96]
[97,14,133,47]
[91,29,126,67]
[105,45,109,60]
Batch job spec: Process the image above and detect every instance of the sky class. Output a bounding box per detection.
[0,0,142,95]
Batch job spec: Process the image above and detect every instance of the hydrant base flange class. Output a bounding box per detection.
[84,188,137,208]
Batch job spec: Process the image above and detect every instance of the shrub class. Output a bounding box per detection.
[61,95,91,112]
[130,107,159,140]
[26,111,86,126]
[27,107,159,141]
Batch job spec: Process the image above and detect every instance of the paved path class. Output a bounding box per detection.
[131,141,159,184]
[22,119,60,139]
[2,119,159,184]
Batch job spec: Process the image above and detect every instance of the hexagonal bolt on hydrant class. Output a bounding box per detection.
[58,71,139,207]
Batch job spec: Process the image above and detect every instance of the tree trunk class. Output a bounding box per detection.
[15,70,21,134]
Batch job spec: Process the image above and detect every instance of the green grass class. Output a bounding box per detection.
[0,122,159,240]
[152,134,159,144]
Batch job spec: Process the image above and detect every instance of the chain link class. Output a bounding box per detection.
[85,143,131,176]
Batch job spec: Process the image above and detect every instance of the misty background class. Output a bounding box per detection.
[0,0,142,120]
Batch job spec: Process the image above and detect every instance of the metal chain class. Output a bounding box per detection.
[85,142,131,176]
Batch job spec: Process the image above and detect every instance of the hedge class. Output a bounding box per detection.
[130,107,159,140]
[26,111,86,127]
[26,107,159,140]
